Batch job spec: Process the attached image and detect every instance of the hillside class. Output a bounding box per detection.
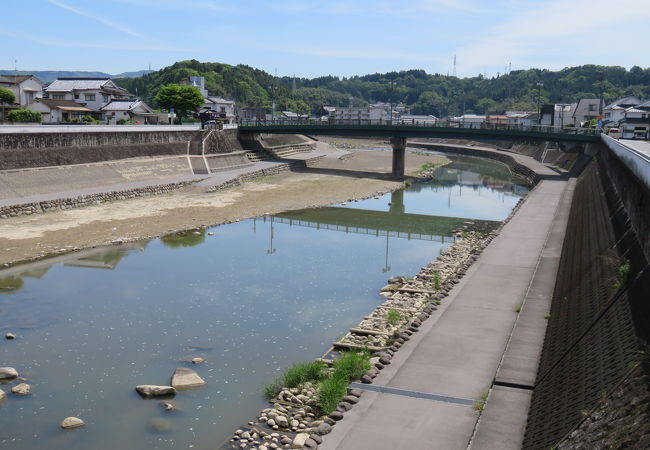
[116,60,650,117]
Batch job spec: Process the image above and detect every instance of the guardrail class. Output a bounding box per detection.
[600,134,650,188]
[239,119,600,137]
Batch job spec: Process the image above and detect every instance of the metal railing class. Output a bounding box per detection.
[274,216,457,242]
[239,118,600,136]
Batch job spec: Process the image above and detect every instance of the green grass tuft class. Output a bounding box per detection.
[386,309,401,326]
[316,373,349,414]
[282,360,328,388]
[333,350,372,381]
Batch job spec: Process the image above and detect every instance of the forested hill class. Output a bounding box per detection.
[116,60,650,117]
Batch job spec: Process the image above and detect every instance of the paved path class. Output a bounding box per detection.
[321,153,572,449]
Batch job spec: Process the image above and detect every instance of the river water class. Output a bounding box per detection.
[0,154,528,449]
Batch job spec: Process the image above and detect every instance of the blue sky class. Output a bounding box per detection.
[2,0,649,78]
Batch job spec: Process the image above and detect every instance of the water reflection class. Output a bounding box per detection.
[160,229,206,248]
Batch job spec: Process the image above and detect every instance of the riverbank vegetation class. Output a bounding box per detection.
[264,351,371,414]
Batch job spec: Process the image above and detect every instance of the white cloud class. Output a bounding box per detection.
[0,29,188,52]
[47,0,146,39]
[454,0,650,75]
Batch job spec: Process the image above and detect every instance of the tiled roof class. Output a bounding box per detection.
[32,98,93,111]
[45,78,129,94]
[0,75,33,85]
[101,99,140,111]
[206,96,234,104]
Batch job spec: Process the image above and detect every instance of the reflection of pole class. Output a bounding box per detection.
[382,233,391,273]
[253,218,257,233]
[389,190,405,214]
[267,216,276,254]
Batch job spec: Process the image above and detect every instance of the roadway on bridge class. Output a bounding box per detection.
[321,154,570,450]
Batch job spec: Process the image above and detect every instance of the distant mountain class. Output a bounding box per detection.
[0,70,154,84]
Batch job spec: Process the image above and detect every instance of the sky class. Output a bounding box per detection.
[2,0,650,79]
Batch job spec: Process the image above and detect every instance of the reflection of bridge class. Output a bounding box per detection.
[274,201,499,242]
[239,120,601,176]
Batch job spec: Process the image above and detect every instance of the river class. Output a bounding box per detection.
[0,154,528,449]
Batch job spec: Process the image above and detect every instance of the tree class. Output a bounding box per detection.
[476,98,498,114]
[7,109,41,123]
[154,84,205,121]
[0,87,15,122]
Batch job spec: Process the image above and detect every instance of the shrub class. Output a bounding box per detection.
[263,378,283,400]
[7,108,41,123]
[81,114,98,123]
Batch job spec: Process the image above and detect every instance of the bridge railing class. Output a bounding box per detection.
[238,119,600,136]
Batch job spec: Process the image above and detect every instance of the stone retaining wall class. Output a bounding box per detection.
[0,181,195,219]
[409,143,541,186]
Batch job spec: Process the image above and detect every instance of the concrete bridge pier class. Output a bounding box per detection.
[391,136,407,177]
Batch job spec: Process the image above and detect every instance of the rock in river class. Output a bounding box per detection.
[0,367,18,380]
[135,385,176,397]
[11,383,31,395]
[292,433,310,448]
[149,417,174,433]
[0,389,5,402]
[61,417,85,429]
[5,333,16,340]
[171,367,206,390]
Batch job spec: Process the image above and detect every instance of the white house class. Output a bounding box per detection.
[572,98,601,127]
[43,77,131,120]
[182,76,208,98]
[602,96,642,125]
[0,75,43,118]
[202,96,236,123]
[506,112,538,127]
[618,106,649,139]
[101,99,158,124]
[331,105,390,122]
[397,114,438,125]
[27,98,95,123]
[450,114,485,127]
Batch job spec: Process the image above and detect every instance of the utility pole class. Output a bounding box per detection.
[536,82,544,126]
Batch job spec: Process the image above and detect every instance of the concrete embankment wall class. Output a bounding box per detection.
[0,129,242,170]
[523,148,650,449]
[409,142,541,185]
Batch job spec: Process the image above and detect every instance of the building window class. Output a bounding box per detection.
[588,104,598,111]
[220,107,226,113]
[53,94,65,100]
[85,94,96,101]
[103,94,109,103]
[74,94,79,99]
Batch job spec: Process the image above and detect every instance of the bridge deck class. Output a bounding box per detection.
[239,121,601,143]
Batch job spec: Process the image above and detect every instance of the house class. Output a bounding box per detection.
[505,112,538,127]
[202,96,236,123]
[450,114,485,127]
[316,105,336,121]
[27,98,95,123]
[280,111,308,120]
[397,114,438,125]
[486,115,509,127]
[237,106,266,121]
[101,99,158,124]
[602,96,643,124]
[331,105,390,122]
[0,75,43,118]
[618,106,649,139]
[572,98,601,127]
[43,77,131,120]
[181,76,208,97]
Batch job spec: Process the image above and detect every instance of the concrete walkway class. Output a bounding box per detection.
[321,154,572,449]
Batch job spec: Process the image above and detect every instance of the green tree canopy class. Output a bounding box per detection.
[154,84,205,119]
[0,87,15,104]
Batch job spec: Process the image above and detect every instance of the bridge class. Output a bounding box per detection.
[238,120,601,176]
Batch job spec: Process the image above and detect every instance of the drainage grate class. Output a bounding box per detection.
[348,382,476,406]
